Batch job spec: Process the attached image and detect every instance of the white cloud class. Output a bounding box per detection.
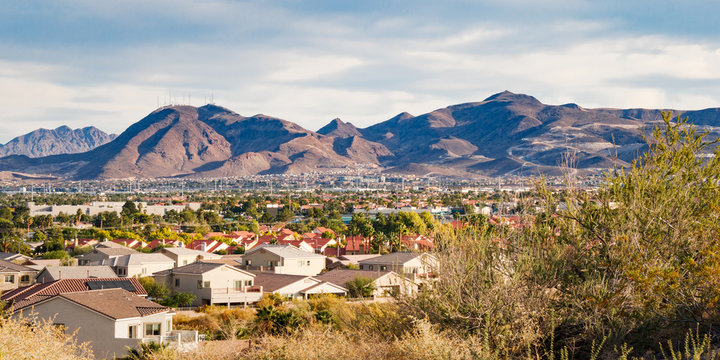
[1,2,720,144]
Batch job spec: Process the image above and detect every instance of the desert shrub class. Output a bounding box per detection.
[345,276,375,298]
[0,314,93,359]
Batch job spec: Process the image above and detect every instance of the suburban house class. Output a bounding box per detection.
[400,235,435,251]
[101,253,175,277]
[241,244,326,276]
[0,259,37,292]
[188,239,230,253]
[35,265,117,283]
[12,288,195,359]
[153,263,262,307]
[314,269,418,297]
[357,252,438,280]
[111,238,146,249]
[251,272,347,299]
[344,235,372,255]
[0,252,33,263]
[22,258,64,270]
[146,239,185,250]
[1,277,147,310]
[159,247,222,268]
[76,245,139,266]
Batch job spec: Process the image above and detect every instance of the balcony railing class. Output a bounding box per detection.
[210,286,263,294]
[141,330,199,351]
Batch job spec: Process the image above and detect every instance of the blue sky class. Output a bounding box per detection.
[1,0,719,142]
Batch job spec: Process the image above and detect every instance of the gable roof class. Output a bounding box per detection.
[245,244,325,259]
[36,266,117,280]
[42,288,167,320]
[102,253,174,267]
[160,247,222,258]
[0,259,36,273]
[314,269,393,285]
[2,278,147,311]
[154,262,255,277]
[357,252,427,265]
[0,252,32,261]
[250,272,315,292]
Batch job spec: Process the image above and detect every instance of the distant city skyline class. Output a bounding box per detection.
[1,0,719,143]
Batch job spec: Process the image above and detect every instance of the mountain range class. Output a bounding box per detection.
[0,126,116,158]
[2,91,720,180]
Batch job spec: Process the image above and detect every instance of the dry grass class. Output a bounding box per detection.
[0,313,93,360]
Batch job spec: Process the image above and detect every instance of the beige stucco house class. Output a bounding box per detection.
[153,262,262,307]
[251,272,347,299]
[357,252,438,280]
[241,244,326,276]
[159,247,222,268]
[315,269,418,297]
[101,253,175,277]
[13,288,196,359]
[0,259,37,292]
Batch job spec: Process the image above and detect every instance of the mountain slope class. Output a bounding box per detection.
[2,92,720,179]
[0,126,116,157]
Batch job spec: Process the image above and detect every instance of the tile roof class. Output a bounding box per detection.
[357,252,424,265]
[0,259,36,273]
[103,253,174,267]
[314,269,391,286]
[153,262,224,276]
[250,272,314,292]
[37,266,117,280]
[2,278,147,310]
[245,244,326,259]
[56,289,167,319]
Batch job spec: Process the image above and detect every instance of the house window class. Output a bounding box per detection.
[20,275,30,283]
[298,260,303,267]
[175,279,180,287]
[166,320,171,333]
[244,280,252,286]
[4,275,14,283]
[380,266,387,271]
[197,280,202,288]
[142,267,147,274]
[183,260,188,265]
[234,280,243,289]
[128,325,136,339]
[306,261,310,266]
[267,261,273,267]
[145,323,161,336]
[204,281,211,288]
[368,265,373,270]
[246,260,252,265]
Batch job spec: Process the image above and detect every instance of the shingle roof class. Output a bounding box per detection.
[314,269,391,286]
[56,288,167,319]
[250,272,314,292]
[245,244,326,259]
[103,253,174,267]
[37,266,117,280]
[161,247,221,258]
[0,259,36,273]
[2,278,147,310]
[357,252,424,265]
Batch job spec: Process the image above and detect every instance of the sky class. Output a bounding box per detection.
[1,0,719,143]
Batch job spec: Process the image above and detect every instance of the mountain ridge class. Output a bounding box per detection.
[2,91,720,179]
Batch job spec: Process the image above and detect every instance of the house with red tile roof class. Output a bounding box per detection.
[187,239,230,253]
[344,235,372,255]
[111,238,146,249]
[11,288,187,359]
[1,277,147,311]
